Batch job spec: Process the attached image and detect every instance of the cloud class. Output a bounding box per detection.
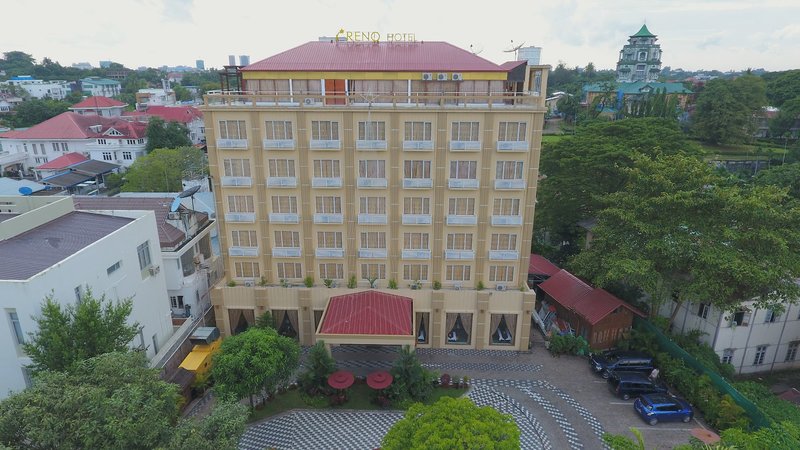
[162,0,193,22]
[697,32,725,49]
[773,23,800,40]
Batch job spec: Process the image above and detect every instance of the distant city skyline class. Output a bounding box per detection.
[4,0,799,72]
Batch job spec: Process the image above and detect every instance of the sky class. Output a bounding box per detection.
[4,0,800,72]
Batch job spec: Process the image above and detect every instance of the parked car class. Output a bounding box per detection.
[608,371,668,400]
[634,393,693,425]
[589,350,654,379]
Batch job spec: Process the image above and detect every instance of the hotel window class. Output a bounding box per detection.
[403,264,429,281]
[102,151,113,161]
[404,160,431,178]
[358,121,386,140]
[227,195,254,213]
[450,161,477,179]
[498,122,527,141]
[359,197,386,214]
[360,232,386,249]
[638,51,648,61]
[448,198,475,215]
[764,309,778,323]
[496,161,524,179]
[731,308,751,327]
[451,122,479,141]
[404,233,429,250]
[313,159,340,177]
[224,159,251,177]
[127,139,137,145]
[268,159,295,177]
[52,142,59,152]
[264,120,293,140]
[722,349,734,364]
[122,151,132,160]
[311,121,339,140]
[753,345,767,365]
[786,342,799,362]
[235,261,260,278]
[489,265,515,282]
[271,196,298,214]
[447,233,473,250]
[491,233,517,251]
[315,196,342,214]
[170,295,184,309]
[404,121,432,141]
[361,263,386,279]
[97,139,107,145]
[231,230,257,247]
[106,261,121,275]
[446,265,471,281]
[137,241,152,270]
[317,231,343,248]
[404,197,430,214]
[445,313,472,345]
[274,231,301,248]
[490,314,516,345]
[219,120,247,139]
[277,262,302,279]
[8,311,25,345]
[61,142,69,151]
[697,303,710,319]
[319,263,344,280]
[358,160,385,178]
[493,198,520,216]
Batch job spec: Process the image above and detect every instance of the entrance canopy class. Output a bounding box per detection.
[317,291,414,346]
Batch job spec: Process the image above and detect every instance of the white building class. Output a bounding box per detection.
[0,196,175,398]
[80,77,122,97]
[136,88,176,110]
[2,76,70,100]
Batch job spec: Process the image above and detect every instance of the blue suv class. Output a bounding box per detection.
[634,393,693,425]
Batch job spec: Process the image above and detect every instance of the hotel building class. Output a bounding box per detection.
[204,39,548,351]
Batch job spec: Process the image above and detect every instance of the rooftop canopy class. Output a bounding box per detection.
[317,291,414,346]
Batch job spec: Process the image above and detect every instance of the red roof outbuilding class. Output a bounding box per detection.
[539,269,644,325]
[319,291,413,336]
[124,105,203,124]
[35,152,88,170]
[529,254,560,276]
[70,96,126,109]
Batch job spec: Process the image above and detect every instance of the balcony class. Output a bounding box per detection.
[269,213,299,224]
[448,178,479,190]
[494,179,526,190]
[216,138,248,149]
[449,141,481,151]
[491,215,523,226]
[228,246,259,257]
[224,212,255,223]
[489,250,519,261]
[272,247,302,258]
[358,213,387,225]
[403,178,433,189]
[263,139,295,150]
[356,140,387,150]
[220,176,252,187]
[446,215,477,226]
[312,177,343,188]
[444,250,475,260]
[497,141,529,152]
[314,213,343,224]
[266,177,298,188]
[359,248,387,259]
[402,214,432,225]
[309,139,341,150]
[403,140,434,151]
[357,177,388,188]
[316,248,345,258]
[402,249,431,260]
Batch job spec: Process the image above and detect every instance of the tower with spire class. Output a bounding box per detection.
[616,24,662,83]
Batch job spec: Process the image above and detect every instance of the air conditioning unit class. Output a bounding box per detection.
[148,265,161,276]
[496,284,507,292]
[167,211,180,220]
[436,73,448,81]
[244,280,255,287]
[451,73,463,81]
[303,98,315,105]
[422,73,433,81]
[453,283,462,291]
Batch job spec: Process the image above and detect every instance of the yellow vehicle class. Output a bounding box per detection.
[179,327,221,377]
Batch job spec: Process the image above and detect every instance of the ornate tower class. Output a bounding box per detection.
[616,25,662,83]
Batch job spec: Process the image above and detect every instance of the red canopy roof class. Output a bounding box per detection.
[35,152,88,170]
[529,254,560,276]
[539,269,644,325]
[70,96,126,109]
[319,291,413,336]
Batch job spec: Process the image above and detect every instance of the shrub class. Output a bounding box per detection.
[440,374,451,388]
[255,311,274,330]
[347,275,357,289]
[476,280,485,291]
[258,276,268,286]
[388,279,398,289]
[323,278,333,288]
[298,341,336,396]
[548,333,590,356]
[734,381,800,427]
[227,280,237,287]
[432,280,441,290]
[390,346,437,402]
[304,276,314,288]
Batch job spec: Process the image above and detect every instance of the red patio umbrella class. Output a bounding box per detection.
[327,370,355,390]
[366,370,393,390]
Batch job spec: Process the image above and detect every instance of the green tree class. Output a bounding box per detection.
[570,154,800,323]
[769,97,800,138]
[172,84,193,102]
[145,116,192,152]
[390,345,437,401]
[692,76,767,144]
[556,94,579,123]
[254,310,274,329]
[719,421,800,449]
[754,162,800,199]
[382,397,520,450]
[602,428,646,450]
[161,402,248,450]
[23,289,140,373]
[211,327,300,407]
[765,69,800,107]
[298,340,337,395]
[121,146,207,192]
[0,51,36,77]
[8,98,70,128]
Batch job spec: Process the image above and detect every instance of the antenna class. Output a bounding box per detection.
[504,40,525,60]
[469,44,483,55]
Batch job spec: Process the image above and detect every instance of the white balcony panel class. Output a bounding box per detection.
[228,246,259,257]
[309,139,341,150]
[358,213,388,225]
[403,178,433,189]
[444,250,475,260]
[489,250,519,261]
[311,177,343,188]
[448,178,479,189]
[272,247,302,258]
[269,213,299,224]
[216,138,248,149]
[314,213,344,224]
[494,179,526,190]
[224,212,255,223]
[497,141,529,152]
[356,140,387,150]
[266,177,298,188]
[449,141,481,151]
[446,215,477,226]
[316,248,345,258]
[403,140,434,151]
[220,176,252,187]
[359,249,387,259]
[263,139,295,150]
[491,215,523,226]
[402,214,432,225]
[357,177,388,188]
[402,249,431,260]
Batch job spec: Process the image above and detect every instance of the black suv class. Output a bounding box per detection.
[589,350,654,379]
[608,371,668,400]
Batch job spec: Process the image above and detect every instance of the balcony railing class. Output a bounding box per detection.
[403,178,433,189]
[316,248,345,258]
[216,138,248,149]
[497,141,529,152]
[402,249,431,260]
[272,247,302,258]
[446,215,477,225]
[448,178,479,189]
[402,214,432,225]
[358,213,387,225]
[228,246,259,257]
[450,141,481,151]
[314,213,343,224]
[312,177,343,188]
[359,248,387,259]
[491,215,523,226]
[266,177,298,188]
[489,250,519,261]
[357,177,388,188]
[403,140,434,151]
[356,140,387,150]
[263,139,295,150]
[220,176,252,187]
[224,212,255,223]
[494,179,526,190]
[310,139,340,150]
[269,213,299,224]
[444,250,474,260]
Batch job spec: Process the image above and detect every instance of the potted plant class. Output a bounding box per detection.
[440,373,451,388]
[347,275,357,288]
[323,278,333,288]
[227,280,237,287]
[388,279,398,289]
[280,278,289,288]
[304,276,314,288]
[432,280,442,290]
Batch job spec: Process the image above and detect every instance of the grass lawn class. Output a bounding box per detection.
[693,140,787,160]
[249,384,468,423]
[541,135,567,143]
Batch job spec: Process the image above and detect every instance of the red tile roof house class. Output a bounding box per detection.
[124,105,205,145]
[32,151,88,179]
[68,96,127,117]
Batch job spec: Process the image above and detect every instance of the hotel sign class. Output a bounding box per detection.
[335,29,416,43]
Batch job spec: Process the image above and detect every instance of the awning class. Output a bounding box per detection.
[317,290,414,346]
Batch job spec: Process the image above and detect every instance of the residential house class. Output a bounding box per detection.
[2,76,70,100]
[136,88,176,110]
[33,152,88,179]
[125,105,205,144]
[80,77,122,97]
[69,96,127,117]
[582,81,693,112]
[39,159,120,195]
[0,93,24,113]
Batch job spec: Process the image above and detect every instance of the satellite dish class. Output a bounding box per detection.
[18,186,33,196]
[179,185,201,198]
[170,197,182,212]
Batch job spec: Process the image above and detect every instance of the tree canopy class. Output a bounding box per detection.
[692,76,767,144]
[145,116,192,152]
[6,98,70,128]
[161,401,248,450]
[381,397,520,450]
[764,69,800,108]
[754,162,800,200]
[23,289,140,373]
[121,146,207,192]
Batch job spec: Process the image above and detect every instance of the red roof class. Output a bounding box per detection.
[529,254,560,276]
[539,270,593,309]
[124,105,203,124]
[35,152,88,170]
[0,112,146,140]
[539,269,644,325]
[319,291,413,335]
[70,96,126,109]
[243,41,505,73]
[500,60,527,71]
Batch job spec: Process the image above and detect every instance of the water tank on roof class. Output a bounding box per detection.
[518,46,542,65]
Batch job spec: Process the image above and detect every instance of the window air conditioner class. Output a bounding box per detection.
[148,265,161,276]
[496,284,507,291]
[453,283,462,291]
[451,73,463,81]
[422,73,433,81]
[244,280,255,287]
[303,98,315,105]
[436,73,448,81]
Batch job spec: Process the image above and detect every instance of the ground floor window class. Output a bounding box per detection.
[416,312,430,345]
[445,313,472,345]
[272,309,299,340]
[489,314,516,346]
[786,342,799,362]
[170,295,184,309]
[228,309,255,335]
[753,345,768,365]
